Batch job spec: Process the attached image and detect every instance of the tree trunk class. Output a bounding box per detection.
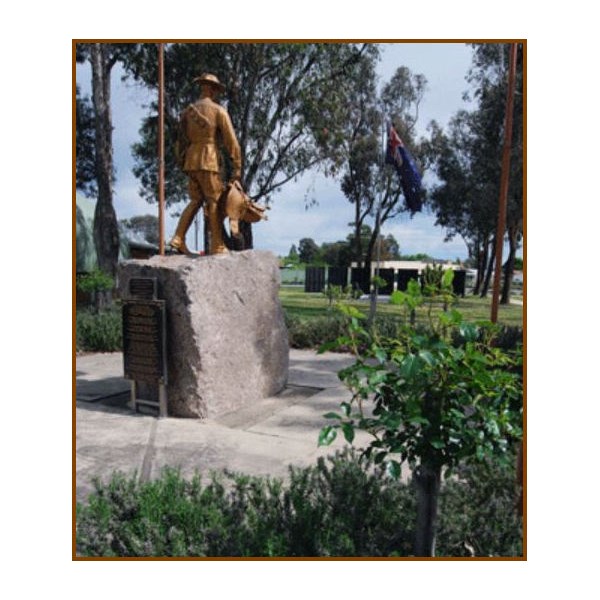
[91,43,120,279]
[472,236,486,296]
[500,225,519,304]
[480,238,496,298]
[366,213,381,327]
[413,463,442,556]
[354,200,363,268]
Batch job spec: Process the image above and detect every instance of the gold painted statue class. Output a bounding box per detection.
[170,73,242,255]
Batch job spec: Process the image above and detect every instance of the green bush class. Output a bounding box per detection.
[76,308,122,352]
[285,313,348,349]
[76,450,521,557]
[285,312,405,350]
[437,457,523,557]
[76,269,114,294]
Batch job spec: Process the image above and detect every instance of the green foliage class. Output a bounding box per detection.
[285,313,348,349]
[285,310,405,351]
[419,264,454,297]
[436,456,523,557]
[298,238,320,264]
[400,253,432,261]
[75,85,96,196]
[120,214,160,246]
[321,285,352,308]
[76,308,122,352]
[370,275,387,290]
[341,64,426,270]
[319,287,523,477]
[280,287,523,331]
[122,43,380,206]
[319,240,353,267]
[77,269,116,313]
[76,450,521,557]
[319,286,522,555]
[513,257,523,271]
[76,269,115,294]
[76,450,414,557]
[425,43,524,297]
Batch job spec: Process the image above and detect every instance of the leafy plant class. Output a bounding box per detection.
[321,284,351,309]
[77,269,115,312]
[390,279,423,325]
[76,308,123,352]
[370,274,387,291]
[77,269,114,294]
[76,449,521,557]
[284,313,348,349]
[436,457,523,557]
[77,450,415,557]
[419,265,456,312]
[318,286,522,556]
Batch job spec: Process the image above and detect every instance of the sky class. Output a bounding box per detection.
[75,42,493,260]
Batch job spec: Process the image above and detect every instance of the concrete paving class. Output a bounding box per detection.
[75,349,377,503]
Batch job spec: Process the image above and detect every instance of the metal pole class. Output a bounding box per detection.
[491,43,518,323]
[158,43,166,255]
[376,106,384,282]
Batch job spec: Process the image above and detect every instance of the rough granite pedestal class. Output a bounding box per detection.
[118,250,289,418]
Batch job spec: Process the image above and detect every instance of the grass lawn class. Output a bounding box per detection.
[279,287,523,329]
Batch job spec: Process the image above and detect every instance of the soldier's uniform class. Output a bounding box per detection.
[170,74,241,255]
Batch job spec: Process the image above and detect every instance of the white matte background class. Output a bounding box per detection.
[1,0,595,596]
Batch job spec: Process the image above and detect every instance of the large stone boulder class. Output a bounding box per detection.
[118,250,289,418]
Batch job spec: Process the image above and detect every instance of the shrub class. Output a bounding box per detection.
[319,295,523,556]
[285,313,348,349]
[437,456,523,557]
[77,269,115,312]
[76,269,114,294]
[285,312,405,351]
[76,307,123,352]
[76,449,521,557]
[77,450,414,557]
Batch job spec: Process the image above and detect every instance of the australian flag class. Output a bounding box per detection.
[385,124,422,213]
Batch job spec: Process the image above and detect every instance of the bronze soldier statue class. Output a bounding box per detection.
[170,73,241,255]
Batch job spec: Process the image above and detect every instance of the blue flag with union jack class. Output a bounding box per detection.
[385,124,422,213]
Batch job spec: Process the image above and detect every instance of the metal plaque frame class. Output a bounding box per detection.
[122,298,168,417]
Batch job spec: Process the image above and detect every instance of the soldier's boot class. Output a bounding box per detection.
[169,198,200,254]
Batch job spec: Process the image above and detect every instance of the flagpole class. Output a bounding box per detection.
[158,42,166,256]
[376,105,385,279]
[491,42,518,322]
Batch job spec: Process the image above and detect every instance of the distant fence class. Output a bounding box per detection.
[280,268,305,285]
[305,267,326,293]
[327,266,348,288]
[281,266,470,296]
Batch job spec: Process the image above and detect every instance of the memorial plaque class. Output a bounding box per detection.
[122,300,167,384]
[129,277,158,300]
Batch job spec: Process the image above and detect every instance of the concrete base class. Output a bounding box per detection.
[76,349,393,505]
[118,250,289,418]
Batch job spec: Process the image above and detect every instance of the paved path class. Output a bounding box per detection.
[76,349,377,502]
